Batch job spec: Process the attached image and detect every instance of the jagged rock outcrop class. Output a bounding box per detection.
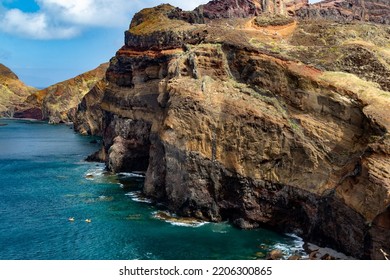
[125,1,308,51]
[285,0,309,15]
[83,0,390,259]
[17,63,108,123]
[297,0,390,24]
[198,0,308,18]
[74,79,107,135]
[198,0,264,19]
[0,64,37,117]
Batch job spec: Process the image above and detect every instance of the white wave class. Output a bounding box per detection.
[285,233,306,253]
[118,172,145,178]
[125,191,153,204]
[268,233,307,259]
[152,211,208,228]
[84,167,105,180]
[169,221,209,228]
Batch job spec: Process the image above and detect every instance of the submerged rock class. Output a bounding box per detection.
[267,249,284,260]
[153,211,207,227]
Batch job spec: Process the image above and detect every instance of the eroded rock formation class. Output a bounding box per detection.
[16,63,108,123]
[297,0,390,24]
[74,79,107,135]
[197,0,309,18]
[0,64,37,117]
[81,1,390,259]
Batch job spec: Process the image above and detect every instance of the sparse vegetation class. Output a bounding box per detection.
[129,4,193,35]
[254,13,294,27]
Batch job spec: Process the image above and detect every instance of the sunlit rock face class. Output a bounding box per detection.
[297,0,390,24]
[0,64,37,118]
[79,0,390,259]
[15,63,108,124]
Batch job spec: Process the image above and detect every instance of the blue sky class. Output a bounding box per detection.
[0,0,321,88]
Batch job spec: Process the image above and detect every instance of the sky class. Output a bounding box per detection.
[0,0,321,88]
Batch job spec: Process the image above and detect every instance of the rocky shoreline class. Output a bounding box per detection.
[1,0,389,259]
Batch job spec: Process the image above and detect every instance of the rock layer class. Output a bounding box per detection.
[198,0,309,18]
[82,1,390,259]
[297,0,390,24]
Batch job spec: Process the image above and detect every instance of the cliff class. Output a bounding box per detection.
[297,0,390,24]
[74,78,107,135]
[198,0,309,18]
[0,64,37,117]
[79,0,389,259]
[15,63,108,123]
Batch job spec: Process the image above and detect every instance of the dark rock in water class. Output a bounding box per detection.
[85,147,107,163]
[267,249,284,260]
[90,139,98,144]
[254,251,266,259]
[0,123,8,127]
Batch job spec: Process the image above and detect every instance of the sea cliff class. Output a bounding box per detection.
[78,0,390,259]
[1,0,388,259]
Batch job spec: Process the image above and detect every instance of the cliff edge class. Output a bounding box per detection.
[78,0,390,259]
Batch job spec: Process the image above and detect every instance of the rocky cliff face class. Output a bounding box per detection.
[0,64,37,117]
[16,63,108,123]
[297,0,390,24]
[74,78,107,136]
[197,0,308,18]
[80,0,389,259]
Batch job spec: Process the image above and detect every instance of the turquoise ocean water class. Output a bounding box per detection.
[0,119,305,260]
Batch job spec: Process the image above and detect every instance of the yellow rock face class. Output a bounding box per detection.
[0,64,37,117]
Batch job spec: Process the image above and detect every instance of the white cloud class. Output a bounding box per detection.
[0,8,79,39]
[37,0,137,27]
[0,0,210,40]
